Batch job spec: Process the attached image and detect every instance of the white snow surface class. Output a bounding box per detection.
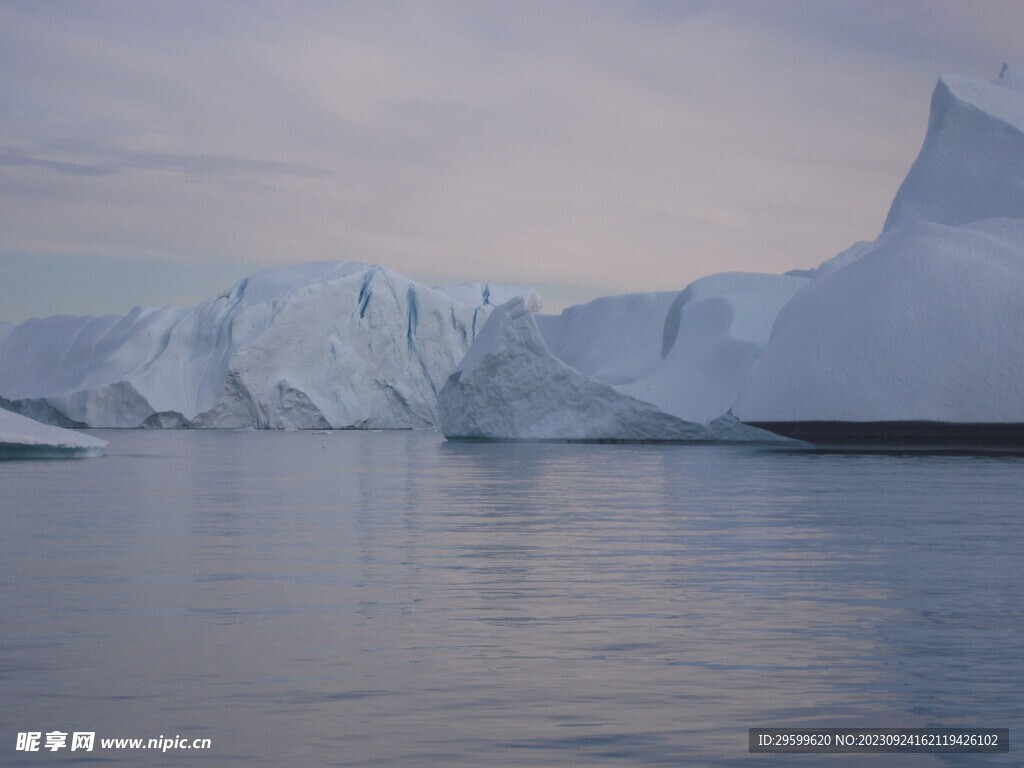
[734,219,1024,423]
[439,296,791,442]
[618,273,808,424]
[0,407,106,458]
[534,292,678,385]
[0,262,537,429]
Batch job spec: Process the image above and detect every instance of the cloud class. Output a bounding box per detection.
[1,1,1021,319]
[0,142,326,179]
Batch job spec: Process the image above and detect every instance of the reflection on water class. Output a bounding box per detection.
[1,431,1020,767]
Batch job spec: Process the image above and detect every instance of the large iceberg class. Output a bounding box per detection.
[0,407,106,459]
[440,297,713,441]
[734,220,1024,423]
[438,281,799,442]
[734,66,1024,442]
[0,262,540,429]
[442,65,1024,444]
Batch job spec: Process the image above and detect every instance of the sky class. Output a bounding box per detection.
[1,0,1022,321]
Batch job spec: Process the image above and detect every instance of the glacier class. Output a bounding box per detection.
[441,65,1024,444]
[0,407,106,459]
[0,262,540,429]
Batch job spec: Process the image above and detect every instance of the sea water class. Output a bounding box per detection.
[1,430,1020,766]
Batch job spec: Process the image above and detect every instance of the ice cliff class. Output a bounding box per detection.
[0,262,539,429]
[442,66,1024,441]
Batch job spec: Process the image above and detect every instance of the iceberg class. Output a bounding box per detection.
[733,66,1024,444]
[533,291,679,386]
[734,220,1024,425]
[442,65,1024,444]
[0,262,540,429]
[733,219,1024,447]
[439,292,794,443]
[0,407,106,459]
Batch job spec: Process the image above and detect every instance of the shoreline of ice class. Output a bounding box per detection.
[0,408,107,459]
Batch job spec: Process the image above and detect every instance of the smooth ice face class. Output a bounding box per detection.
[734,220,1024,424]
[731,67,1024,426]
[0,408,106,459]
[618,273,807,424]
[883,70,1024,232]
[533,292,679,386]
[0,263,537,429]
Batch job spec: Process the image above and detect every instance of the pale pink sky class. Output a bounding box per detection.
[1,1,1022,319]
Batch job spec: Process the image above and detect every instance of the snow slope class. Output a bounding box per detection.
[533,292,680,386]
[734,220,1024,423]
[618,273,807,424]
[0,262,539,429]
[0,407,106,458]
[883,69,1024,232]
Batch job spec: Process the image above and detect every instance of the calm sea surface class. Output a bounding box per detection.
[1,430,1021,767]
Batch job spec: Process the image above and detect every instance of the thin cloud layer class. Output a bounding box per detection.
[0,141,326,178]
[1,1,1020,319]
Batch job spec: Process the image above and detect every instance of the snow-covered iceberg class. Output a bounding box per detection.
[734,66,1024,443]
[0,262,540,429]
[734,220,1024,424]
[0,407,106,459]
[442,65,1024,444]
[439,288,796,442]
